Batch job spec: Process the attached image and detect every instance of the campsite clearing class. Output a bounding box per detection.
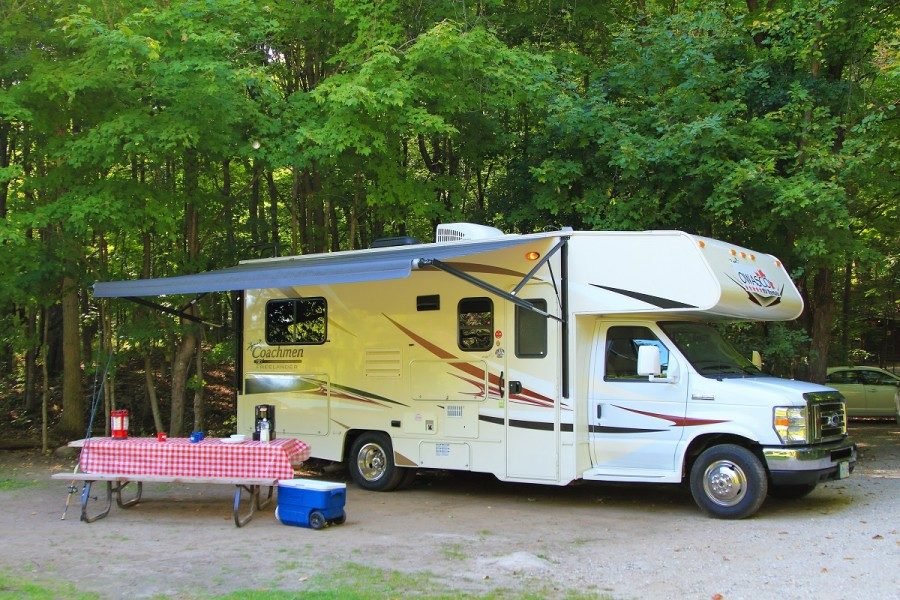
[0,421,897,600]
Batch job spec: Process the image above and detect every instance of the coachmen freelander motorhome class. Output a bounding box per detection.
[94,224,856,519]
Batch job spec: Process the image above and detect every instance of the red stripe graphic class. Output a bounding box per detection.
[615,405,728,427]
[385,315,557,408]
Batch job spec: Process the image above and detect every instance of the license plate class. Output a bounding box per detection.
[838,461,850,479]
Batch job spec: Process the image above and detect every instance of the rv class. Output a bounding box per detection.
[95,224,856,519]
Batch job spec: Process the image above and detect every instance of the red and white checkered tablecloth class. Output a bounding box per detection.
[79,437,310,480]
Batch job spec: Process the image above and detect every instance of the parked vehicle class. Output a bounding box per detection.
[826,366,900,422]
[94,223,857,519]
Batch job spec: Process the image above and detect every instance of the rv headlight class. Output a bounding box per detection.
[773,406,808,444]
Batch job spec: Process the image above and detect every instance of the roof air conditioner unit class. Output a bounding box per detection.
[436,223,504,243]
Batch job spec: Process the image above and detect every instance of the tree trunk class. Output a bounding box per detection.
[58,276,84,439]
[0,121,9,218]
[24,307,38,413]
[266,170,280,255]
[327,199,339,252]
[170,149,201,436]
[41,309,49,454]
[169,329,197,437]
[840,259,852,363]
[192,340,204,432]
[145,354,164,433]
[807,267,835,383]
[290,167,301,255]
[249,159,262,248]
[349,171,361,250]
[223,160,234,254]
[141,231,164,433]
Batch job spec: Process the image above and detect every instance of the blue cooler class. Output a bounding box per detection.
[276,479,346,529]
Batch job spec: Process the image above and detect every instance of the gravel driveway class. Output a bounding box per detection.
[1,422,896,599]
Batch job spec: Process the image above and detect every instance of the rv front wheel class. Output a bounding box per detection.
[689,444,767,519]
[349,432,404,491]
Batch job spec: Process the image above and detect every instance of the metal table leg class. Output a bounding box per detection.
[115,481,143,509]
[256,485,274,510]
[80,481,112,523]
[233,484,259,527]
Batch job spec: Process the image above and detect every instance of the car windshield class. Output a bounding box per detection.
[660,322,761,377]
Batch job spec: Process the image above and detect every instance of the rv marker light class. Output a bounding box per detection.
[697,240,705,249]
[525,251,541,261]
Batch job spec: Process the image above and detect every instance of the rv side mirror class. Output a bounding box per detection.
[637,345,662,377]
[751,350,763,370]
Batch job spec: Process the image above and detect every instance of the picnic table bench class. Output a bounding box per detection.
[53,436,310,527]
[51,472,278,527]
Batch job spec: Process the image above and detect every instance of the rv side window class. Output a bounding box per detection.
[515,299,547,358]
[266,298,327,345]
[458,297,493,351]
[604,326,669,380]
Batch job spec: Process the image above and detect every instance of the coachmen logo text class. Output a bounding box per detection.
[728,262,784,308]
[247,341,304,364]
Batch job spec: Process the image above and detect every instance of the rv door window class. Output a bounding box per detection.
[266,298,327,345]
[605,326,669,380]
[515,299,548,358]
[458,297,493,351]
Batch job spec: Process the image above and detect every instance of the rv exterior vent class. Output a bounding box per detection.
[436,223,504,243]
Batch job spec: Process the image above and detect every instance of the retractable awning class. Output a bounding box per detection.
[93,236,543,298]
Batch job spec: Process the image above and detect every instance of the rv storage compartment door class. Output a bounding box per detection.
[419,442,471,470]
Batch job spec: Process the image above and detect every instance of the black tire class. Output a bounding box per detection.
[309,510,326,530]
[333,511,346,525]
[689,444,768,519]
[348,432,404,491]
[768,483,817,500]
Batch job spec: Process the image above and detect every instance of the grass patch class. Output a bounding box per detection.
[215,563,612,600]
[441,542,467,561]
[0,477,34,491]
[0,572,98,600]
[0,563,614,600]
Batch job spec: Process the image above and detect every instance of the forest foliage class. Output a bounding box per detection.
[0,0,896,437]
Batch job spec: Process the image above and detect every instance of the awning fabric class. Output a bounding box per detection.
[93,237,538,298]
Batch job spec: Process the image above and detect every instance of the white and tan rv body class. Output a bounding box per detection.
[94,225,856,518]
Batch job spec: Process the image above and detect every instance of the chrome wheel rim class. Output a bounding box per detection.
[357,442,387,482]
[702,459,748,507]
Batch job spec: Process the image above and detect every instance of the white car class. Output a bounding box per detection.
[826,366,900,421]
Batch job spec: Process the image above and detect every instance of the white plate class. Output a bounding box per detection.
[219,437,247,444]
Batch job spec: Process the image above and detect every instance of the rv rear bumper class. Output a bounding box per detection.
[763,438,857,485]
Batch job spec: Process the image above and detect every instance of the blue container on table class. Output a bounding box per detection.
[276,479,346,529]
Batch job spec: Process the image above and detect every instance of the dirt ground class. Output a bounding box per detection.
[1,422,897,600]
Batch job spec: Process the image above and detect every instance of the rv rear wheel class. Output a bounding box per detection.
[349,432,404,491]
[689,444,767,519]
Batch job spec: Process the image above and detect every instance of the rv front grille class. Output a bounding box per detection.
[805,392,847,443]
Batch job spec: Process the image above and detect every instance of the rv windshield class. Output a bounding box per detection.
[660,322,761,378]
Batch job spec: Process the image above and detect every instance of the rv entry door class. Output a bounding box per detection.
[504,283,561,480]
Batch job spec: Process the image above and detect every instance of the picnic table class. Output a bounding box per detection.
[52,437,310,527]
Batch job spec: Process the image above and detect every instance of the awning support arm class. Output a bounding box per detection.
[124,297,221,328]
[414,258,563,323]
[511,237,569,297]
[179,292,210,313]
